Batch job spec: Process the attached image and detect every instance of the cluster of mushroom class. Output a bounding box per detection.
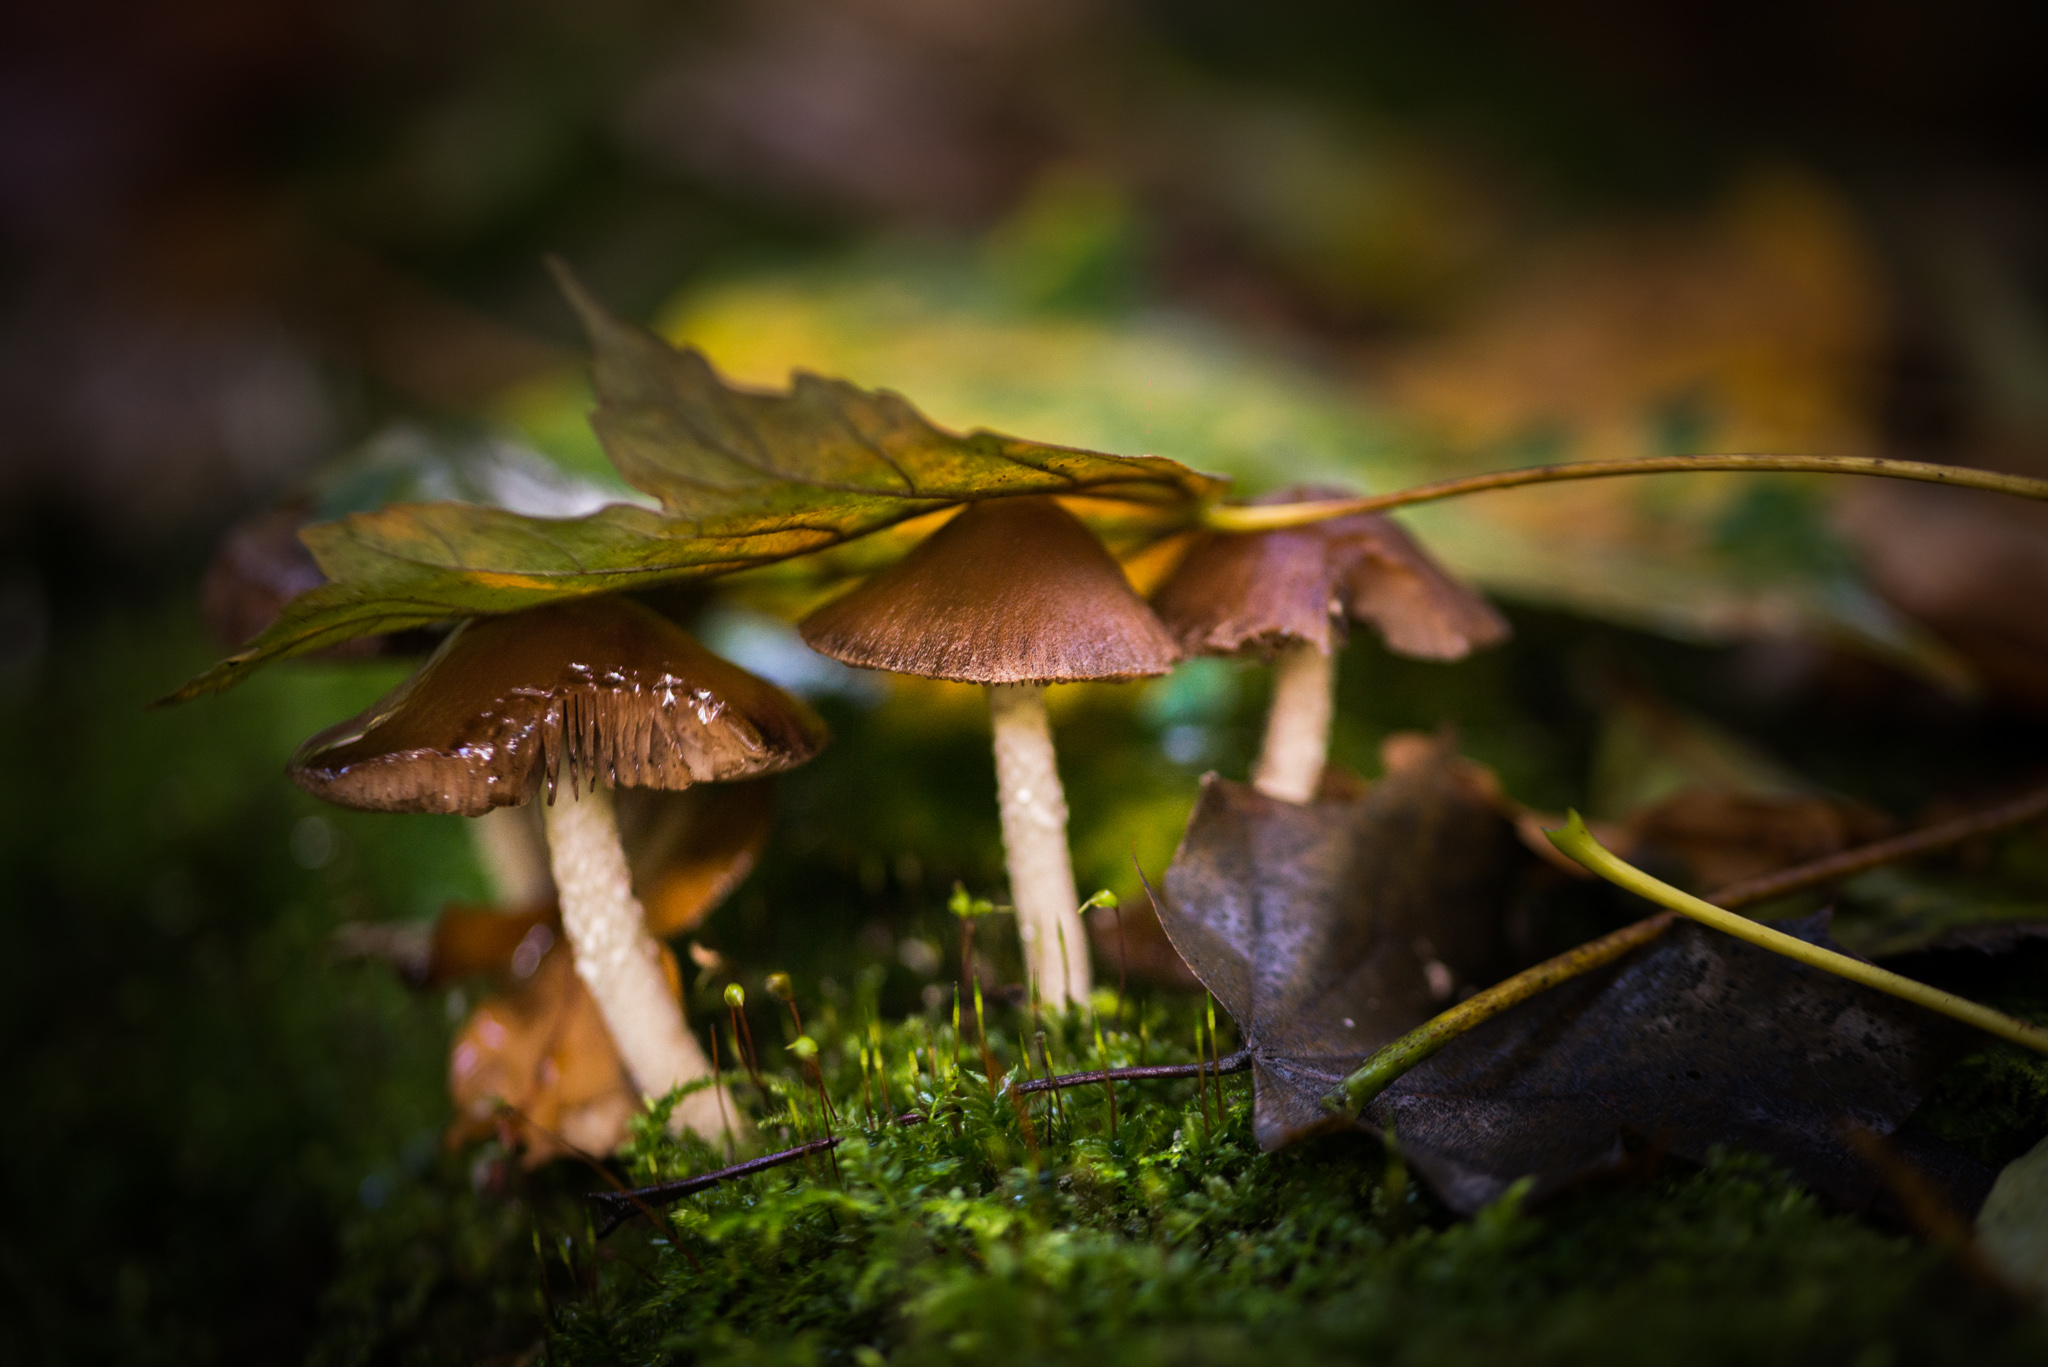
[291,597,827,1139]
[288,489,1505,1145]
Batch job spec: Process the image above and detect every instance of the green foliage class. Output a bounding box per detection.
[167,274,1222,702]
[26,590,2048,1364]
[532,1002,2048,1366]
[1911,950,2048,1170]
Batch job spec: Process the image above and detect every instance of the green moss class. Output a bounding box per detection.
[16,601,2048,1365]
[514,1003,2048,1366]
[1911,950,2048,1170]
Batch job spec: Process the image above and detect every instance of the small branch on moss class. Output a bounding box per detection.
[503,1099,698,1262]
[591,1133,860,1237]
[1014,1049,1253,1096]
[591,1050,1256,1235]
[1205,455,2048,533]
[1327,778,2048,1117]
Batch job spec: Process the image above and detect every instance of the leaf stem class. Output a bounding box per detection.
[1204,455,2048,532]
[1548,813,2048,1050]
[1327,781,2048,1116]
[1328,912,1678,1116]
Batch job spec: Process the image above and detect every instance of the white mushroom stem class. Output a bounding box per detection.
[1252,640,1336,804]
[989,683,1092,1009]
[542,783,734,1141]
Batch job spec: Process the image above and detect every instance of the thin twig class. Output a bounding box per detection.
[1328,778,2048,1116]
[500,1100,698,1268]
[1014,1049,1254,1096]
[591,1051,1257,1235]
[589,1134,851,1237]
[1710,784,2048,908]
[1204,455,2048,533]
[1552,814,2048,1050]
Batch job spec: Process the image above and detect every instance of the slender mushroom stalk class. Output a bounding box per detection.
[989,683,1089,1000]
[1153,486,1508,803]
[802,496,1179,1009]
[1250,641,1336,803]
[544,785,724,1136]
[290,596,827,1143]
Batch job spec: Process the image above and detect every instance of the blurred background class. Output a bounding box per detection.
[5,0,2048,1361]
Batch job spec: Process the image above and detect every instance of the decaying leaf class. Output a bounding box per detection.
[424,903,557,985]
[447,944,683,1165]
[198,424,651,654]
[1838,479,2048,710]
[1101,768,1378,992]
[556,268,1220,527]
[1624,788,1891,893]
[1361,915,1989,1215]
[166,273,1222,701]
[1156,738,1527,1150]
[1155,735,1994,1217]
[199,501,339,652]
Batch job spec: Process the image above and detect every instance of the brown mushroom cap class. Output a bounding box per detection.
[1151,486,1510,661]
[798,496,1180,684]
[290,596,828,816]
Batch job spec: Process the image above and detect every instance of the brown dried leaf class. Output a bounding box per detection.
[424,904,557,986]
[1155,738,1526,1149]
[1364,916,1989,1216]
[1624,788,1890,893]
[1153,738,1988,1219]
[446,945,656,1166]
[1838,479,2048,710]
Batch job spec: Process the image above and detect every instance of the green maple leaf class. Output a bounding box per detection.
[165,265,1225,702]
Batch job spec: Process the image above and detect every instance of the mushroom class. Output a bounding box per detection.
[290,595,827,1139]
[1151,487,1508,804]
[799,496,1178,1009]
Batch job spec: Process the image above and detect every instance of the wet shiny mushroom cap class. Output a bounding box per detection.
[1151,487,1510,660]
[798,495,1180,685]
[290,596,828,816]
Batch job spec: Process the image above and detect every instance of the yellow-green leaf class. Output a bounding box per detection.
[163,270,1224,702]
